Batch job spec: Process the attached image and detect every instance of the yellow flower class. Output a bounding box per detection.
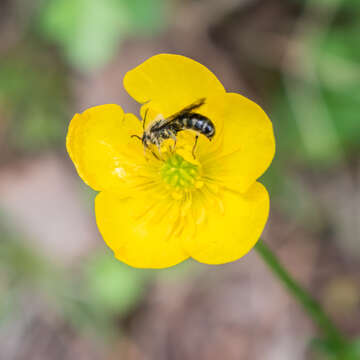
[66,54,275,269]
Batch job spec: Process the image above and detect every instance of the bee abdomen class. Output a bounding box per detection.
[187,114,215,138]
[175,115,190,129]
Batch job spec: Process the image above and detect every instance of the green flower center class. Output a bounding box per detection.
[161,154,199,189]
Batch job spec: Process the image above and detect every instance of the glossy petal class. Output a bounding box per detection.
[95,192,189,268]
[123,54,226,119]
[66,104,149,192]
[198,92,276,193]
[183,182,270,264]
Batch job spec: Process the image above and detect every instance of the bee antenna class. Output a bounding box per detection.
[143,108,149,131]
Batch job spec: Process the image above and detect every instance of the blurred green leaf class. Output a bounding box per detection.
[0,42,69,152]
[271,86,327,166]
[310,337,360,360]
[310,0,360,10]
[0,230,48,285]
[37,0,166,70]
[273,15,360,166]
[348,339,360,358]
[315,26,360,153]
[85,252,148,316]
[125,0,166,33]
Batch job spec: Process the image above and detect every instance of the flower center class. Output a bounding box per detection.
[161,154,199,189]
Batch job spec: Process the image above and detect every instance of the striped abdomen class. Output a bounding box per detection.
[173,113,215,139]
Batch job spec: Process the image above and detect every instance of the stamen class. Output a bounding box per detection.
[161,154,200,190]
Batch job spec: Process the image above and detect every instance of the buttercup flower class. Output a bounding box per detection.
[66,54,275,268]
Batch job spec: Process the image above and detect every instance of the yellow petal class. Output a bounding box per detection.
[66,104,150,192]
[95,192,189,269]
[123,54,226,119]
[199,93,276,193]
[183,182,270,265]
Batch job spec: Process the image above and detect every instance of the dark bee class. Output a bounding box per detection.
[132,98,215,158]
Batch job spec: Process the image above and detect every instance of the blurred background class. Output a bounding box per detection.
[0,0,359,359]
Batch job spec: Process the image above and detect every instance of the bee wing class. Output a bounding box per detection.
[152,98,206,130]
[172,97,206,117]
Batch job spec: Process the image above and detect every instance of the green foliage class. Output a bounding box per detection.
[0,42,69,152]
[310,337,360,360]
[0,215,52,286]
[0,215,59,324]
[85,252,148,316]
[36,0,166,70]
[272,20,360,167]
[315,26,360,153]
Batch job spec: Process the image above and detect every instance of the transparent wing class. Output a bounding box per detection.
[151,98,206,131]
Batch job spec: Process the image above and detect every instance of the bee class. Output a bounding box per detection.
[131,98,215,158]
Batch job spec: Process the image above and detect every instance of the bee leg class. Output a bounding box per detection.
[142,108,149,131]
[150,149,160,160]
[143,141,158,160]
[150,140,162,160]
[170,133,177,152]
[157,143,162,155]
[192,135,199,159]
